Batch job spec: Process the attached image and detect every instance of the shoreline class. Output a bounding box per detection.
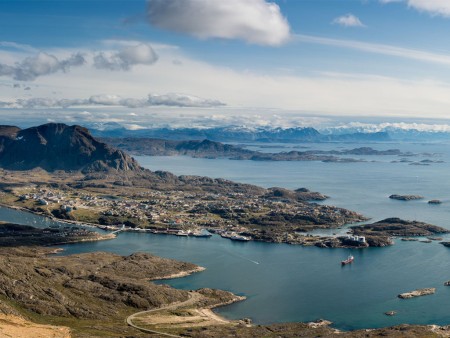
[2,203,450,334]
[151,266,207,280]
[2,203,447,250]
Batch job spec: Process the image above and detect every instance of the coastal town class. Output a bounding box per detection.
[1,175,446,249]
[0,172,369,247]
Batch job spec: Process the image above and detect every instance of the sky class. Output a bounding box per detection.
[2,0,450,130]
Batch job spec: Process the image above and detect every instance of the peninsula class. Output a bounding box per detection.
[101,137,408,163]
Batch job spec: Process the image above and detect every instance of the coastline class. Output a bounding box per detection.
[151,266,207,280]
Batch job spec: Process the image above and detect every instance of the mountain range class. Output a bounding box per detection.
[87,122,450,143]
[89,123,391,143]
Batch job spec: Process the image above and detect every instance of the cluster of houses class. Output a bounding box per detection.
[13,184,353,239]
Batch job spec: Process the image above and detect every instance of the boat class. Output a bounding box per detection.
[190,230,212,238]
[230,234,251,242]
[176,230,190,236]
[341,255,354,265]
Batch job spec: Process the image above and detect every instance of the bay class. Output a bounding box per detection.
[2,141,450,330]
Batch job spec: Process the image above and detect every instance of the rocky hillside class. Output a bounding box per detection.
[0,123,141,173]
[0,247,195,319]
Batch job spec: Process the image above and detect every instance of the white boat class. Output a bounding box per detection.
[176,230,190,236]
[230,234,251,241]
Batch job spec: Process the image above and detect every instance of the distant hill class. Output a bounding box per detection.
[101,138,255,158]
[91,126,322,142]
[0,123,141,172]
[103,137,402,163]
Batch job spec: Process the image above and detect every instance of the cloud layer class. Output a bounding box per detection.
[296,34,450,66]
[0,52,85,81]
[93,43,158,70]
[0,43,159,81]
[146,0,290,46]
[1,93,226,109]
[381,0,450,17]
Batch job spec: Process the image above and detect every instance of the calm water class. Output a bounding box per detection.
[3,141,450,330]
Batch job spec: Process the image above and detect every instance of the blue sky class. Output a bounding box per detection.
[2,0,450,129]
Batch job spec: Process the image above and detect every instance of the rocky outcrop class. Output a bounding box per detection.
[398,288,436,299]
[0,123,141,173]
[352,218,448,237]
[389,194,424,201]
[264,187,328,202]
[428,200,442,204]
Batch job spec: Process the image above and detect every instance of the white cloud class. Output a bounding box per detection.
[146,0,290,46]
[3,93,226,109]
[296,34,450,66]
[408,0,450,16]
[147,93,225,107]
[88,94,122,105]
[381,0,450,17]
[93,43,158,70]
[332,14,366,27]
[3,38,450,120]
[0,52,85,81]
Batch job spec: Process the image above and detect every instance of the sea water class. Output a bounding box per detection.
[2,141,450,330]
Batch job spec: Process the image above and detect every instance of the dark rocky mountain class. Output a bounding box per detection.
[0,123,141,172]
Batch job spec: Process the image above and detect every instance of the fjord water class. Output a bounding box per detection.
[3,141,450,330]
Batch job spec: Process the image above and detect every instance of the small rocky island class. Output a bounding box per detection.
[349,218,449,247]
[389,194,424,201]
[398,288,436,299]
[428,199,442,204]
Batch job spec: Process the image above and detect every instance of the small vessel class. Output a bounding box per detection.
[341,255,354,265]
[230,234,251,242]
[176,230,190,236]
[191,230,212,238]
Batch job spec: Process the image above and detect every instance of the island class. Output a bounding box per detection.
[428,200,442,204]
[389,194,424,201]
[398,288,436,299]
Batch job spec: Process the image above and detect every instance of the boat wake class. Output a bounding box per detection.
[221,247,260,265]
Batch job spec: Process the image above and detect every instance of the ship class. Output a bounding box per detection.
[341,255,354,265]
[220,231,251,241]
[191,230,212,238]
[176,230,190,236]
[230,234,251,242]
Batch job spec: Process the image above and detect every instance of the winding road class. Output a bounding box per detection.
[126,292,201,337]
